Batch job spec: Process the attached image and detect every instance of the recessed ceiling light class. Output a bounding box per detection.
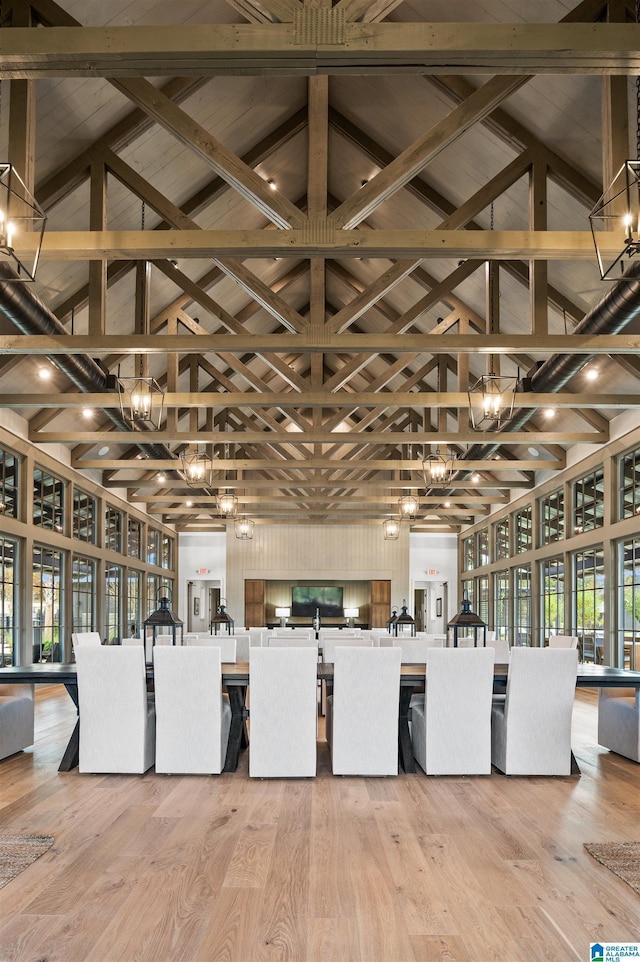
[186,500,193,507]
[38,367,51,380]
[585,367,598,380]
[82,408,93,419]
[97,446,109,456]
[528,446,539,457]
[472,473,480,483]
[267,179,276,190]
[444,501,450,507]
[544,408,555,418]
[157,473,166,483]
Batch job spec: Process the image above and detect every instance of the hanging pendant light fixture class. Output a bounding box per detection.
[589,18,640,280]
[468,254,518,431]
[398,494,419,519]
[235,516,254,540]
[181,450,213,488]
[382,517,400,540]
[0,164,46,281]
[217,490,238,518]
[117,374,165,430]
[422,447,454,488]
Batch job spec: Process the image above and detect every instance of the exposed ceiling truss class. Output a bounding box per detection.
[0,0,636,531]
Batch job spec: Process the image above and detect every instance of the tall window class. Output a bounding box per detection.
[127,518,142,559]
[541,556,565,644]
[573,546,605,663]
[618,539,640,670]
[33,467,64,532]
[574,468,605,534]
[493,570,510,643]
[476,529,489,567]
[105,507,123,553]
[147,528,160,566]
[494,518,510,561]
[127,570,142,638]
[73,488,96,543]
[32,546,63,663]
[72,556,96,633]
[476,574,489,626]
[514,564,531,646]
[462,537,474,571]
[161,533,174,570]
[0,538,17,666]
[620,447,640,519]
[541,489,564,545]
[104,564,123,644]
[514,506,532,554]
[0,447,19,518]
[147,573,161,616]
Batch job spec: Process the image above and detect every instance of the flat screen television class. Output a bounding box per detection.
[291,585,344,619]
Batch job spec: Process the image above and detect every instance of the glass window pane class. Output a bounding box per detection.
[0,538,18,666]
[32,546,63,663]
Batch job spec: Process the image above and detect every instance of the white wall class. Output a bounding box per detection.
[226,523,410,626]
[178,532,226,629]
[410,532,458,629]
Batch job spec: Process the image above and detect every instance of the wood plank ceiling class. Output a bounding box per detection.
[0,0,638,531]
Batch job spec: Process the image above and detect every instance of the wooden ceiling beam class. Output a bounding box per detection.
[21,227,613,259]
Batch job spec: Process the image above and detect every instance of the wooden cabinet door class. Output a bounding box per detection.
[370,580,391,628]
[244,579,265,627]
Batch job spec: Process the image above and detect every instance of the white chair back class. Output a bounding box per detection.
[266,635,319,650]
[153,645,231,774]
[75,645,155,773]
[322,635,372,663]
[492,635,511,662]
[412,647,495,775]
[183,635,237,662]
[71,631,102,649]
[249,646,318,777]
[492,647,578,775]
[328,646,402,776]
[392,638,443,663]
[272,627,315,640]
[548,635,579,649]
[232,633,250,663]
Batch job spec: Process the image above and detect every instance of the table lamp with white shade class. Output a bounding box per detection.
[275,606,291,629]
[344,607,359,628]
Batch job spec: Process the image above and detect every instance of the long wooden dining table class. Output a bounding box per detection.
[2,661,640,775]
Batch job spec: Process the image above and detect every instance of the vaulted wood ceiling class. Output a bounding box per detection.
[1,0,638,531]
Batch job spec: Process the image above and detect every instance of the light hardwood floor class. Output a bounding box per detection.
[0,687,639,962]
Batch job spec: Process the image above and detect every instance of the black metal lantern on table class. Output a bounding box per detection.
[391,599,416,637]
[386,605,398,635]
[447,590,487,647]
[210,599,235,635]
[144,584,184,655]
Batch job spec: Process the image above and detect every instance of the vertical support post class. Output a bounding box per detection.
[89,159,107,336]
[529,157,548,336]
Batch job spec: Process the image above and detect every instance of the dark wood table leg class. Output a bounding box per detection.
[224,685,248,772]
[59,681,80,772]
[398,685,416,774]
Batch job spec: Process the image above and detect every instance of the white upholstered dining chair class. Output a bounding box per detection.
[153,645,231,774]
[0,685,34,761]
[75,644,155,774]
[249,645,318,777]
[491,647,578,775]
[411,647,495,775]
[548,635,579,649]
[597,687,640,762]
[182,634,237,662]
[71,631,102,649]
[326,645,402,776]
